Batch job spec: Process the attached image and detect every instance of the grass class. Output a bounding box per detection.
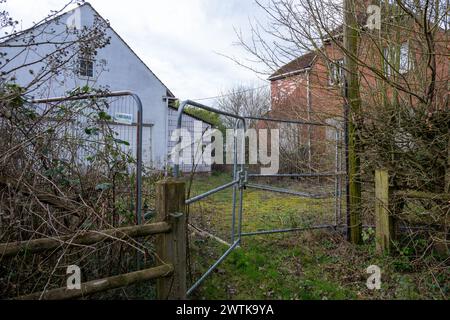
[186,172,337,242]
[185,172,448,300]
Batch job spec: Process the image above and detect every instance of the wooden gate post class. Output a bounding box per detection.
[155,178,186,300]
[375,169,393,254]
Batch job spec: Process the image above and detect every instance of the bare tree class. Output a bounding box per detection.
[235,0,448,104]
[0,1,155,299]
[216,84,270,128]
[233,0,449,273]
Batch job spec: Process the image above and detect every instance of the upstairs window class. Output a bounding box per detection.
[329,59,344,86]
[79,58,94,77]
[399,42,411,74]
[383,42,411,77]
[383,47,392,77]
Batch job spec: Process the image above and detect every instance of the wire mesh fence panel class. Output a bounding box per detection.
[187,177,237,244]
[174,100,348,296]
[244,117,346,235]
[167,106,212,173]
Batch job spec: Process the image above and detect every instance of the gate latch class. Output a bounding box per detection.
[238,170,248,189]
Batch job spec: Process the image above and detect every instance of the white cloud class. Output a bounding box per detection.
[4,0,269,101]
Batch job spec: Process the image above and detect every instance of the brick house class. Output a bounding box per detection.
[264,0,449,172]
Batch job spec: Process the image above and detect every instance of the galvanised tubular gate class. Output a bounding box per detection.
[175,100,247,295]
[31,91,144,225]
[175,100,345,296]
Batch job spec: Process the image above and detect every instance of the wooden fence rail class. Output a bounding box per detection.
[17,265,173,300]
[0,222,171,257]
[1,178,187,300]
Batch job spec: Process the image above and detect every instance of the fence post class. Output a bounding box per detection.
[155,178,186,300]
[374,169,393,254]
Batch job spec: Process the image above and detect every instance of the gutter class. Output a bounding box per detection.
[268,66,312,81]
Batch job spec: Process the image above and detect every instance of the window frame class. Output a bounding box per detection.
[383,46,393,77]
[383,42,412,77]
[329,59,344,86]
[399,42,411,74]
[78,57,94,78]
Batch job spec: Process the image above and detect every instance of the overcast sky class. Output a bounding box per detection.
[5,0,271,102]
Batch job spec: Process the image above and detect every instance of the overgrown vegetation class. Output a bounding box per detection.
[0,0,447,300]
[0,1,166,299]
[188,173,448,300]
[0,85,162,299]
[233,0,449,278]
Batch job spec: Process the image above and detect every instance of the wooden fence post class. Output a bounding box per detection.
[375,169,393,254]
[155,178,186,300]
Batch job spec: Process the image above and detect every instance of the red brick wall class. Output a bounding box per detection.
[267,25,449,171]
[270,29,449,121]
[269,42,344,124]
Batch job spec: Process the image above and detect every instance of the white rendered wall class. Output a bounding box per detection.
[1,4,211,172]
[76,4,167,168]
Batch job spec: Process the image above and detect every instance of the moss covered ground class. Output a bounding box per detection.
[185,173,448,300]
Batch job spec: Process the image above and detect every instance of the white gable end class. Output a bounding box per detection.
[1,3,211,173]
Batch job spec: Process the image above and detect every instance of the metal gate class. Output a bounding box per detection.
[174,100,345,296]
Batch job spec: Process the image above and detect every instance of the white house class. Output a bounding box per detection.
[0,2,212,173]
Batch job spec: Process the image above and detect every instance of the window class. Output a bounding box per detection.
[383,42,411,77]
[79,58,93,77]
[329,59,344,86]
[399,42,410,74]
[383,47,392,77]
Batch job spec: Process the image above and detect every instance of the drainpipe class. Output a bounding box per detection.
[306,69,312,172]
[163,95,176,176]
